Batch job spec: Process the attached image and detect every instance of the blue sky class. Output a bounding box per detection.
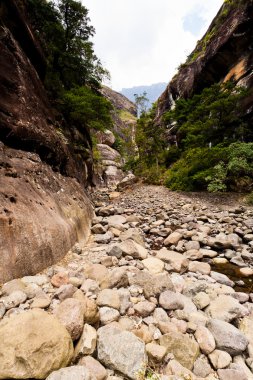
[83,0,224,90]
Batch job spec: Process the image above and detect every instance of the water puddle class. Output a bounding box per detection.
[211,262,253,293]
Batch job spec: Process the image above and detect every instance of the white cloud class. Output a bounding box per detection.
[83,0,224,90]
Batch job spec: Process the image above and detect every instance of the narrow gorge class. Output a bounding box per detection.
[1,1,253,380]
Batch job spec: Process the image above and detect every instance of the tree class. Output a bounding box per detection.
[134,91,149,117]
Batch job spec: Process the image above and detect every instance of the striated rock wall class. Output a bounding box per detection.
[93,87,137,187]
[0,0,94,282]
[156,0,253,123]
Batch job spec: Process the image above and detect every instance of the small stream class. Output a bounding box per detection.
[212,262,253,293]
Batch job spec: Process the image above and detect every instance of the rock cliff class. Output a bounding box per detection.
[93,87,137,186]
[156,0,253,123]
[0,0,93,283]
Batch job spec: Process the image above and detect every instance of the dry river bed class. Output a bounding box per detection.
[1,185,253,380]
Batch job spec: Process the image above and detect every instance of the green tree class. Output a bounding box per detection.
[134,91,149,117]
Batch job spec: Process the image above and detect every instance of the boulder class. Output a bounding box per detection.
[97,326,147,380]
[207,319,248,356]
[0,309,73,379]
[206,295,248,322]
[46,366,94,380]
[74,324,97,361]
[142,257,165,274]
[117,239,148,259]
[117,173,138,191]
[78,356,107,380]
[128,271,174,298]
[160,331,200,370]
[156,248,188,273]
[97,289,121,310]
[54,298,84,341]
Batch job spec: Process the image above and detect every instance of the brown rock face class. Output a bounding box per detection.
[0,1,95,282]
[0,0,92,185]
[0,144,93,283]
[156,1,253,123]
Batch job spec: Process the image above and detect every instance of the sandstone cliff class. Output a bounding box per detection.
[93,87,137,186]
[156,0,253,123]
[0,0,93,283]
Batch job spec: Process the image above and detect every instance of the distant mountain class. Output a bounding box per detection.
[120,83,167,109]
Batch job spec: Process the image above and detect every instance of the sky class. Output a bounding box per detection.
[83,0,224,91]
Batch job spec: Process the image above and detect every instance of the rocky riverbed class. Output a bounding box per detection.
[1,185,253,380]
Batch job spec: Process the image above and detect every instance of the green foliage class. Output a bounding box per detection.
[134,92,149,117]
[62,86,112,131]
[206,163,227,192]
[164,82,247,150]
[165,147,227,191]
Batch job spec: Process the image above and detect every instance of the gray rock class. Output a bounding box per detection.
[78,356,107,380]
[55,284,77,301]
[206,295,248,322]
[99,307,120,325]
[134,301,156,317]
[193,356,212,378]
[207,319,248,356]
[156,248,188,273]
[46,366,94,380]
[217,368,247,380]
[2,290,27,310]
[128,271,174,298]
[208,349,232,369]
[210,271,235,287]
[94,232,113,244]
[97,289,120,310]
[159,291,197,314]
[97,325,147,380]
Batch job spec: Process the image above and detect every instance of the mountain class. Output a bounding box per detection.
[121,82,167,108]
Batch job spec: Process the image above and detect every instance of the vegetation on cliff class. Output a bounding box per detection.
[27,0,112,133]
[129,82,253,192]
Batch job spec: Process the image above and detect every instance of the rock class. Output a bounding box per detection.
[74,324,97,361]
[31,294,51,309]
[1,290,27,309]
[210,271,235,287]
[54,298,84,341]
[164,359,196,379]
[206,295,248,322]
[108,245,123,259]
[83,264,109,290]
[117,173,138,191]
[97,289,121,310]
[0,309,73,379]
[164,231,182,246]
[188,261,211,275]
[55,284,77,301]
[159,290,197,314]
[119,228,145,246]
[160,331,200,370]
[118,239,148,259]
[184,249,203,260]
[239,267,253,277]
[134,301,156,317]
[207,319,248,356]
[22,274,49,286]
[107,215,127,225]
[118,288,131,315]
[46,366,94,380]
[1,279,27,295]
[128,271,174,298]
[109,267,129,288]
[193,356,213,378]
[156,248,188,273]
[96,129,116,146]
[51,272,69,288]
[0,303,6,319]
[94,232,113,244]
[195,326,216,354]
[239,316,253,357]
[142,257,165,274]
[208,350,232,369]
[78,356,107,380]
[200,248,218,258]
[217,368,247,380]
[81,279,100,295]
[97,144,122,162]
[146,343,167,363]
[193,292,210,309]
[91,224,106,234]
[185,241,200,251]
[99,307,120,325]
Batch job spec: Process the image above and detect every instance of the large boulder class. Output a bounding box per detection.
[97,144,122,163]
[117,173,138,191]
[0,309,73,379]
[97,325,147,380]
[96,130,116,147]
[207,319,248,356]
[160,331,200,370]
[206,295,248,322]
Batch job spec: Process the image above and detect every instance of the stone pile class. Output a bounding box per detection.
[1,185,253,380]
